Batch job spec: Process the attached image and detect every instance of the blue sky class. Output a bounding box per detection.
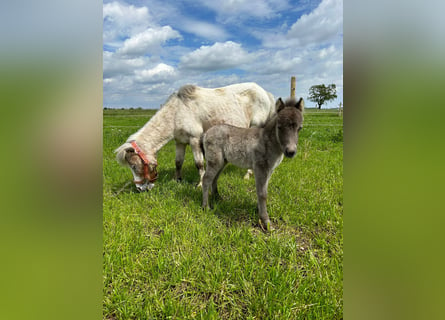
[103,0,343,108]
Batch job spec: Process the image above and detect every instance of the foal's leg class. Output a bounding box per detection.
[201,170,211,209]
[202,164,221,209]
[201,170,214,209]
[190,137,205,187]
[175,142,186,181]
[253,168,272,231]
[211,164,226,199]
[202,155,225,209]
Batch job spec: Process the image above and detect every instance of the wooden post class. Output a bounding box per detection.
[290,76,296,99]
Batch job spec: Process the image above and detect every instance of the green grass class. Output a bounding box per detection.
[103,108,343,319]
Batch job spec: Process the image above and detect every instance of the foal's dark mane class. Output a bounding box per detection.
[259,98,300,128]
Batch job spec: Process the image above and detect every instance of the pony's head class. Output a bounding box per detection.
[275,97,304,158]
[115,141,158,191]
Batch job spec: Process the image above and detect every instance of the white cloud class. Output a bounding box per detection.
[261,0,342,48]
[103,1,151,26]
[179,41,251,71]
[103,51,148,79]
[198,74,244,89]
[286,0,342,45]
[103,1,154,44]
[194,0,288,22]
[103,0,343,109]
[180,19,228,41]
[318,45,336,59]
[134,63,177,83]
[247,49,304,75]
[240,42,342,107]
[116,26,181,57]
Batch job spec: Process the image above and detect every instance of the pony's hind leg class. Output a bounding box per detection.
[175,142,186,181]
[190,137,205,187]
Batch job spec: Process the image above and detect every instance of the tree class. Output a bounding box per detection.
[308,84,337,109]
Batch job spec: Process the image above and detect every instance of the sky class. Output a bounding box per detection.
[103,0,343,109]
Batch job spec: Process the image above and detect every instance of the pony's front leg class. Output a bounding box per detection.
[175,142,186,181]
[190,138,205,187]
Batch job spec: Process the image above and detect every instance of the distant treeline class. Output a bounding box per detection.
[103,107,146,110]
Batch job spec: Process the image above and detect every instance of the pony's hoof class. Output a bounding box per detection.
[136,182,155,192]
[196,182,203,188]
[243,169,253,180]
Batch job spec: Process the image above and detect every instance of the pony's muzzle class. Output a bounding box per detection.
[135,182,155,192]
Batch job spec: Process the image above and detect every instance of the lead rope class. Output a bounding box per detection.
[114,181,132,195]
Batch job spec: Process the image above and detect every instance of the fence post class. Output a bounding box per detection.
[338,102,343,116]
[290,76,296,99]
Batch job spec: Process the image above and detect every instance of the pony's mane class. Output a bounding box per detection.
[114,91,180,167]
[177,85,197,101]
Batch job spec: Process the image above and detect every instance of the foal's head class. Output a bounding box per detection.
[275,97,304,158]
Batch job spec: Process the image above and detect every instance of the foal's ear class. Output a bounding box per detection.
[276,98,285,112]
[296,97,305,112]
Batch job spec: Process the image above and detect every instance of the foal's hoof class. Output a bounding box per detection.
[259,219,273,232]
[213,193,221,200]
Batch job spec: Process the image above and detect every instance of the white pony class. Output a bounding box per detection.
[115,82,275,191]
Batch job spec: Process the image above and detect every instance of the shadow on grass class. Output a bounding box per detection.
[111,163,264,228]
[169,180,260,229]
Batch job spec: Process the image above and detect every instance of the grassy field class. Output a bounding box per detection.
[103,107,343,319]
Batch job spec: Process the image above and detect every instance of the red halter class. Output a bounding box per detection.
[130,141,158,184]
